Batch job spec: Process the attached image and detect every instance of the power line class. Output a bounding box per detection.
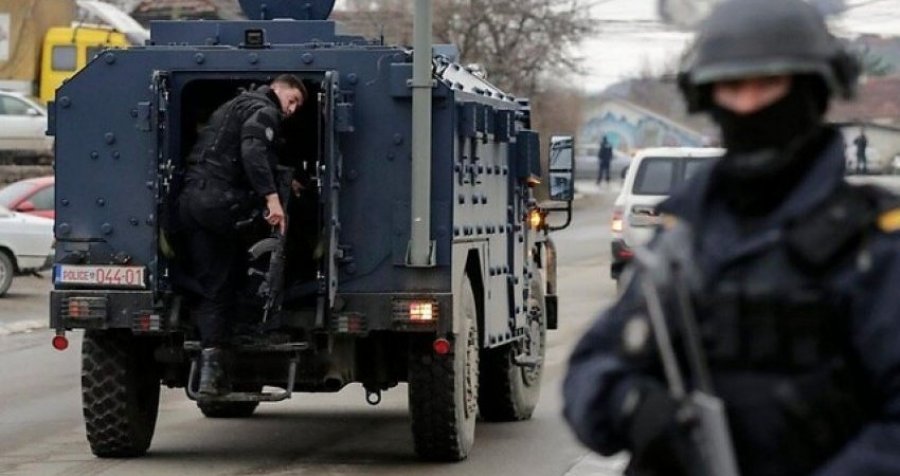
[842,0,896,10]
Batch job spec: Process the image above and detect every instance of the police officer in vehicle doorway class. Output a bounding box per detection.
[563,0,900,475]
[179,74,307,396]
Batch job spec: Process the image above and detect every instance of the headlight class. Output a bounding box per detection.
[527,209,545,230]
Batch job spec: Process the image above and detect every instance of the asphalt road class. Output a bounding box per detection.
[2,174,897,476]
[0,185,625,476]
[0,274,51,335]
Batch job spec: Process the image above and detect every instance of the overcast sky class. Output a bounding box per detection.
[333,1,899,93]
[575,0,900,92]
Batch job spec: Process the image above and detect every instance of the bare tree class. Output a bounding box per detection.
[339,0,415,44]
[340,0,595,98]
[530,83,586,201]
[339,0,593,194]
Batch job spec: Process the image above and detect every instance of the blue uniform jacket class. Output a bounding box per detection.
[562,132,900,475]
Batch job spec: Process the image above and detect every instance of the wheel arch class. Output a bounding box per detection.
[0,246,18,273]
[464,249,485,346]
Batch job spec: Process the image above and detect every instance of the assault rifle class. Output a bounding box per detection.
[248,166,294,323]
[632,238,741,476]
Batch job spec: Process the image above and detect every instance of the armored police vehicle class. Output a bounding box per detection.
[48,0,575,461]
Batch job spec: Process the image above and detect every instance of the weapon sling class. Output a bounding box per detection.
[635,248,741,476]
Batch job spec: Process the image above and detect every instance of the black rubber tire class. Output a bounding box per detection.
[478,278,546,422]
[82,330,160,458]
[197,386,261,418]
[0,252,13,297]
[408,277,479,461]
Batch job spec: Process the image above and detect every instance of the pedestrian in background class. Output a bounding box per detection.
[563,1,900,475]
[597,135,613,184]
[854,127,868,174]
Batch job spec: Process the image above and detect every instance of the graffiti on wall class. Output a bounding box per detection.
[580,100,705,154]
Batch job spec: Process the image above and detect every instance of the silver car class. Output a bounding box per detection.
[0,205,54,296]
[610,147,724,282]
[0,91,53,156]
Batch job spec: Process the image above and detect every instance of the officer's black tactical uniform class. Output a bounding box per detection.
[178,85,285,380]
[597,136,613,184]
[563,1,900,475]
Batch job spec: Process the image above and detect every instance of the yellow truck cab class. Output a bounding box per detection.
[39,25,128,103]
[0,0,145,104]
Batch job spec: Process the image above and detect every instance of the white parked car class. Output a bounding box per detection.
[0,91,53,155]
[610,147,724,281]
[0,205,54,296]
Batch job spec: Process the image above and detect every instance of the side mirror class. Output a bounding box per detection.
[549,136,575,202]
[544,135,575,231]
[26,108,41,117]
[16,200,36,213]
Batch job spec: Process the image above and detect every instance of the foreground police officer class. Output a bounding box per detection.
[563,0,900,474]
[179,75,307,396]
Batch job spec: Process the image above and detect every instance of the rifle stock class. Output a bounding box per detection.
[260,166,294,323]
[634,246,741,476]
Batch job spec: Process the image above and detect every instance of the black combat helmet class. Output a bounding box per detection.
[678,0,860,112]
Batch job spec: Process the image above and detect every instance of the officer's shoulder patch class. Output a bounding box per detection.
[252,106,281,128]
[877,208,900,233]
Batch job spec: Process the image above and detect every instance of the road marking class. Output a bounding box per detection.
[0,320,47,336]
[564,452,628,476]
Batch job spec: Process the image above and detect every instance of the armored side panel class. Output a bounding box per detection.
[52,50,161,283]
[442,60,540,348]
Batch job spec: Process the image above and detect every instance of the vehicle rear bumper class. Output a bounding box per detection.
[610,239,633,279]
[330,292,454,335]
[15,253,53,273]
[50,289,156,331]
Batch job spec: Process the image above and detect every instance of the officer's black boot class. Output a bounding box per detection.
[198,348,231,396]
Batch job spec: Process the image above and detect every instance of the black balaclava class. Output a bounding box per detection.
[709,75,830,216]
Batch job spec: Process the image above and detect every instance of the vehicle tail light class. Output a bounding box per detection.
[332,313,367,334]
[433,338,451,355]
[611,207,624,234]
[52,332,69,351]
[63,296,107,321]
[393,299,439,323]
[409,302,434,321]
[616,245,634,260]
[132,313,161,333]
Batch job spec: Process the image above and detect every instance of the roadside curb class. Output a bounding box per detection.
[0,320,47,336]
[564,452,627,476]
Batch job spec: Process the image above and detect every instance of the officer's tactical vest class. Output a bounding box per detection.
[185,88,276,189]
[695,183,899,473]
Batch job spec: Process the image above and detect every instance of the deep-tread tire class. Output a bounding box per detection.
[478,278,546,421]
[408,277,479,461]
[0,252,13,297]
[82,331,160,458]
[197,386,261,418]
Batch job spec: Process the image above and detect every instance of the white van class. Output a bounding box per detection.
[610,147,724,281]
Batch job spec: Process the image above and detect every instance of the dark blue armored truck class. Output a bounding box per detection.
[48,0,575,461]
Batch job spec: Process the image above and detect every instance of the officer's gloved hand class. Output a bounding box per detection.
[624,379,693,476]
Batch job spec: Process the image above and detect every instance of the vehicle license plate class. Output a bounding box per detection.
[55,265,146,288]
